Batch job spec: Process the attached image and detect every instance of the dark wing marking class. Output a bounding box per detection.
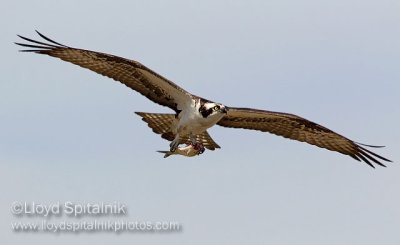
[15,31,193,112]
[217,107,391,168]
[136,112,220,150]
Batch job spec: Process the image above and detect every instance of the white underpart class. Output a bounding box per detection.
[170,99,225,149]
[176,99,225,134]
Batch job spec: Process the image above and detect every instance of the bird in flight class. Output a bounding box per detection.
[15,31,391,167]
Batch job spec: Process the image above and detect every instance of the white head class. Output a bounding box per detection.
[199,102,228,119]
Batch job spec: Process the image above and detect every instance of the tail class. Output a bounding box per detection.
[135,112,176,140]
[135,112,221,150]
[157,150,173,158]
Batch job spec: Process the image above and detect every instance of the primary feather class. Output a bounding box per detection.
[15,31,392,167]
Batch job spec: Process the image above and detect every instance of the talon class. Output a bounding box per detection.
[169,140,179,152]
[198,147,205,155]
[199,145,205,154]
[193,142,205,154]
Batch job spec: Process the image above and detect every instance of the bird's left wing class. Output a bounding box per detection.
[217,107,391,168]
[15,31,192,113]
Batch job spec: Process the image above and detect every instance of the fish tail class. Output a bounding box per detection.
[157,151,172,158]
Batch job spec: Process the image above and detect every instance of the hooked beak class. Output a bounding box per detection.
[220,105,228,114]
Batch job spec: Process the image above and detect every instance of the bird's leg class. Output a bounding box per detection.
[193,143,205,155]
[189,133,197,144]
[169,134,181,152]
[189,134,205,155]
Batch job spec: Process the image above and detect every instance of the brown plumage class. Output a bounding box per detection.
[15,31,392,167]
[217,107,391,167]
[15,31,192,113]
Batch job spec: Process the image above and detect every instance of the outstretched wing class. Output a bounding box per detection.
[217,107,391,168]
[135,112,221,150]
[15,31,193,113]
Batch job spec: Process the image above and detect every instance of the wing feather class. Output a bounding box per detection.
[15,31,192,112]
[218,107,391,168]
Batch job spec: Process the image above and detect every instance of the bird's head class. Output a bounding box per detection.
[199,102,228,118]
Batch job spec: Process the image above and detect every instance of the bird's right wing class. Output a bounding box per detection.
[15,31,193,113]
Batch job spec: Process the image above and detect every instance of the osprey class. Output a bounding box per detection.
[15,31,392,168]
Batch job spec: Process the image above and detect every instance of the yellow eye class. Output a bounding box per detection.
[214,106,219,110]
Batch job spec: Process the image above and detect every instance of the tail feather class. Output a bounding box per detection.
[135,112,221,150]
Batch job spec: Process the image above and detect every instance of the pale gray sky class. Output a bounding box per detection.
[1,0,399,244]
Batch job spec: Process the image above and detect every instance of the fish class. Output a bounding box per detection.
[157,142,206,158]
